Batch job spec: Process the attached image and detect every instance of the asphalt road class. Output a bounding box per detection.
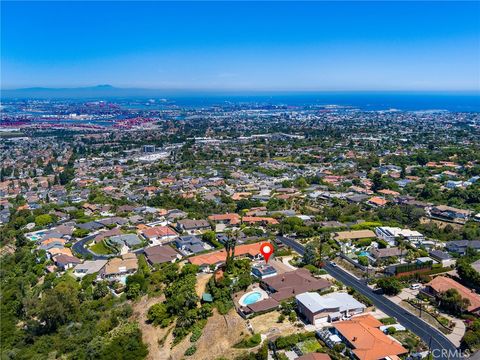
[277,236,461,359]
[72,234,145,260]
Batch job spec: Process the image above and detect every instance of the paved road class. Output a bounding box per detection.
[72,234,145,260]
[277,236,461,359]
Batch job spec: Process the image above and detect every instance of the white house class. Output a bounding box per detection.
[296,292,366,325]
[375,226,424,246]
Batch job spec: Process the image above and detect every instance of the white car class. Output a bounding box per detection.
[330,261,337,267]
[410,283,421,290]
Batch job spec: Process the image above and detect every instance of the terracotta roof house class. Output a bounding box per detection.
[188,243,263,270]
[141,226,178,245]
[242,216,279,226]
[377,189,400,197]
[423,276,480,314]
[144,245,181,265]
[48,247,73,258]
[261,268,331,302]
[208,213,241,225]
[332,315,408,360]
[367,197,388,207]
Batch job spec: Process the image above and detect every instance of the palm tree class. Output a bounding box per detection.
[224,229,238,273]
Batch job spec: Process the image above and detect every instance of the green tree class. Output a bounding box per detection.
[35,214,53,227]
[438,289,471,315]
[303,242,317,265]
[376,277,402,295]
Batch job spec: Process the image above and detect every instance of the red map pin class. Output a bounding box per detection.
[260,243,273,263]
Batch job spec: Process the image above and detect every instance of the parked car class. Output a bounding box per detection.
[410,283,421,290]
[330,261,337,267]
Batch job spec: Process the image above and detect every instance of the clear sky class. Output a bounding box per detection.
[1,1,479,91]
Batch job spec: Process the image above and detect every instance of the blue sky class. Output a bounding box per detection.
[1,1,479,91]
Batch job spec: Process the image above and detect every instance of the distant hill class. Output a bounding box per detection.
[0,85,190,99]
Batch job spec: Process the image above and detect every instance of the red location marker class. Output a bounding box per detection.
[260,243,273,263]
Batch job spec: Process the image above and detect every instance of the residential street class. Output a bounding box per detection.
[277,236,462,359]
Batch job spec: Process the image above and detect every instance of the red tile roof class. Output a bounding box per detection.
[188,243,262,266]
[333,315,408,360]
[141,226,177,238]
[427,276,480,313]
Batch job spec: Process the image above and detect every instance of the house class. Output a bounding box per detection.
[174,235,210,255]
[109,234,142,248]
[330,315,408,360]
[429,250,456,267]
[73,260,108,278]
[188,243,263,271]
[141,225,178,245]
[166,209,188,222]
[242,216,279,226]
[445,240,480,255]
[429,205,472,224]
[370,247,403,264]
[144,245,181,265]
[296,292,366,325]
[208,213,241,225]
[472,259,480,274]
[53,254,82,270]
[367,196,388,207]
[423,276,480,315]
[38,237,67,251]
[374,226,424,246]
[260,268,331,302]
[47,247,73,259]
[93,228,123,243]
[176,219,211,234]
[101,253,138,281]
[251,264,277,279]
[76,221,105,232]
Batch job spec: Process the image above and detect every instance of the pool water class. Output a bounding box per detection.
[359,251,370,257]
[243,292,262,305]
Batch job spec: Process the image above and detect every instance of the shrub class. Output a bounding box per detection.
[234,333,262,348]
[190,326,202,342]
[380,317,396,325]
[386,326,397,335]
[184,345,197,356]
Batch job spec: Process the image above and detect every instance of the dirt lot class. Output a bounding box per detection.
[195,273,212,297]
[169,308,250,360]
[420,217,463,230]
[133,294,172,360]
[249,310,303,339]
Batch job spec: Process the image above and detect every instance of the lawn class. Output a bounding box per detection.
[90,240,115,255]
[298,338,321,354]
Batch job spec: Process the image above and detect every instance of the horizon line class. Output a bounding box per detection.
[2,85,480,94]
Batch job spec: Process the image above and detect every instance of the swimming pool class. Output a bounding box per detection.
[358,251,370,257]
[243,292,262,305]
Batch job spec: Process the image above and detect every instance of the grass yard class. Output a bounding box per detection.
[90,240,115,255]
[298,338,322,354]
